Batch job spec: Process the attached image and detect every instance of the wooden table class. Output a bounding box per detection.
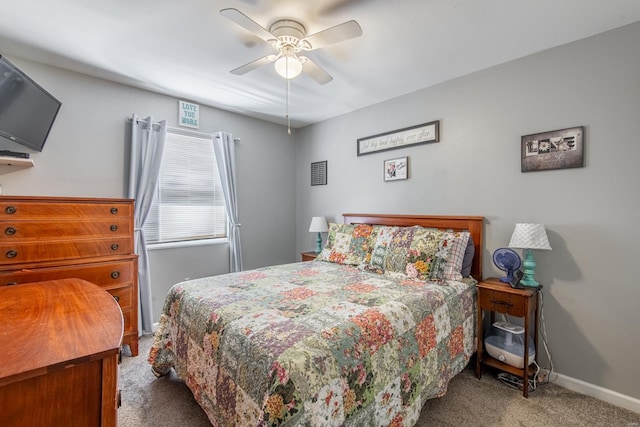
[0,278,124,426]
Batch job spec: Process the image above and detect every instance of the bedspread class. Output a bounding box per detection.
[149,261,477,426]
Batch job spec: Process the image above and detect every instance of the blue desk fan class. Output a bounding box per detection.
[492,248,522,283]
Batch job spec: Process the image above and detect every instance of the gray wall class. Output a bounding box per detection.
[0,57,298,321]
[296,22,640,400]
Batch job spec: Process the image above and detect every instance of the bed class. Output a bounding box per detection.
[149,213,484,426]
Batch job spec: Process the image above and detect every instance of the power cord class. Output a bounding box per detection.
[497,370,539,393]
[536,290,557,384]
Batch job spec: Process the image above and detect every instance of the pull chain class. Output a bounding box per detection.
[286,78,291,134]
[285,56,292,134]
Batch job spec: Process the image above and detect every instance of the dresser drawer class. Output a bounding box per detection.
[122,308,133,334]
[0,219,132,240]
[106,285,133,311]
[478,289,526,317]
[0,258,135,286]
[0,237,133,265]
[0,200,132,220]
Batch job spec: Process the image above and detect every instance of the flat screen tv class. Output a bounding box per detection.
[0,55,61,152]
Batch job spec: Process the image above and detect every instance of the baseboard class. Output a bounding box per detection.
[554,373,640,414]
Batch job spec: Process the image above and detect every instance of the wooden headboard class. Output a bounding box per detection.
[343,213,485,280]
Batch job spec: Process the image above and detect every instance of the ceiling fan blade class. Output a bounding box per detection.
[220,8,276,43]
[302,20,362,51]
[231,55,278,75]
[301,57,333,85]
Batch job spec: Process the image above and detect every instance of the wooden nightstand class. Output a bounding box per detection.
[300,251,319,262]
[475,278,540,397]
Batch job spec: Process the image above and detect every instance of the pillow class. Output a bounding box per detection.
[439,230,471,281]
[362,226,470,281]
[461,235,475,277]
[315,223,375,265]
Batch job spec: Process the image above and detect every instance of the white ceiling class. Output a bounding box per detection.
[2,0,640,129]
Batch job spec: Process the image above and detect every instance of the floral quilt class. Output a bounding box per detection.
[148,261,477,426]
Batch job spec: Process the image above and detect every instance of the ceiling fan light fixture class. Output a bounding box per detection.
[274,54,303,79]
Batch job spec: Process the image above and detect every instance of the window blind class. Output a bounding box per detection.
[143,130,227,244]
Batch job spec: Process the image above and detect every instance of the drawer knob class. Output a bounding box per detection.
[113,295,120,303]
[110,207,119,215]
[110,224,118,232]
[111,270,120,279]
[111,244,119,251]
[6,281,17,286]
[5,227,16,235]
[5,206,16,215]
[5,250,17,258]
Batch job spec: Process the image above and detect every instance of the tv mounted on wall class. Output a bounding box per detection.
[0,55,61,153]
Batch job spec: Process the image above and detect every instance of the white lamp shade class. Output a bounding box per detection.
[275,54,303,79]
[508,223,552,250]
[309,216,329,233]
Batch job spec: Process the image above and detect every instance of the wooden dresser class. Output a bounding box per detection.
[0,278,123,427]
[0,196,138,356]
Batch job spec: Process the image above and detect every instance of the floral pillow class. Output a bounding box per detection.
[361,226,470,281]
[315,223,376,265]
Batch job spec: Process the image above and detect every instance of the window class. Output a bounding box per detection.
[143,129,227,244]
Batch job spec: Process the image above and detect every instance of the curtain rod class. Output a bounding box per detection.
[128,117,240,141]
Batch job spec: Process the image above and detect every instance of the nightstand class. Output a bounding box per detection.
[475,278,540,397]
[301,251,319,262]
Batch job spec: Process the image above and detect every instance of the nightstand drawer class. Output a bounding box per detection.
[479,289,526,316]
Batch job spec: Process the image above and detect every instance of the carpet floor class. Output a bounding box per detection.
[118,335,640,426]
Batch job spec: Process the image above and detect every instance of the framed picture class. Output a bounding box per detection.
[310,160,327,186]
[384,157,408,181]
[357,121,439,156]
[521,126,584,172]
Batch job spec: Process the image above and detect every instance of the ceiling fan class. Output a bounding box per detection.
[220,8,363,85]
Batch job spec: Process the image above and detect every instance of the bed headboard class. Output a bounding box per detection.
[343,213,485,280]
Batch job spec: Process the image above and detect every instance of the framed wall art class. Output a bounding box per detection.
[357,121,439,156]
[311,161,327,186]
[384,157,408,181]
[521,126,584,172]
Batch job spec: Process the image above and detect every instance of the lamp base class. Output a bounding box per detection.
[520,248,540,287]
[315,233,323,253]
[519,277,540,287]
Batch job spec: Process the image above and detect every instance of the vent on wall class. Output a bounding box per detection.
[311,161,327,186]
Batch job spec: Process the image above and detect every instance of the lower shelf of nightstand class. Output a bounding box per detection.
[481,354,536,379]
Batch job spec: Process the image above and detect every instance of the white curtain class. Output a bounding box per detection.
[128,114,167,334]
[213,131,243,272]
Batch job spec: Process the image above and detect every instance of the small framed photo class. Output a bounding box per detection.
[384,157,408,181]
[521,126,584,172]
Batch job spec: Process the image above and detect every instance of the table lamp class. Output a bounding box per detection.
[508,223,551,287]
[309,216,329,253]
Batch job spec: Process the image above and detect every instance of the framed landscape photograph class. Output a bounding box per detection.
[384,157,408,181]
[521,126,584,172]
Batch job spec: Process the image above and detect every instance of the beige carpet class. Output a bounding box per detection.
[119,335,640,426]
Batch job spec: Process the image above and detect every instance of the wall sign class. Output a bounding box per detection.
[357,120,439,156]
[179,100,199,129]
[521,126,584,172]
